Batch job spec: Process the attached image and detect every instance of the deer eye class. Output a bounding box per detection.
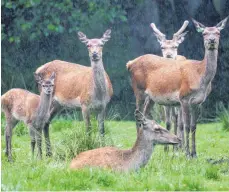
[87,44,92,48]
[172,46,178,49]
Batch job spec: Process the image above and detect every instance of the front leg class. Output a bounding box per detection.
[29,125,36,159]
[164,106,172,152]
[98,108,106,136]
[82,105,91,134]
[190,104,199,158]
[181,101,191,157]
[35,128,43,160]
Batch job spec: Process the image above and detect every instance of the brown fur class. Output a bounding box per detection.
[36,60,113,105]
[127,54,205,99]
[2,89,40,124]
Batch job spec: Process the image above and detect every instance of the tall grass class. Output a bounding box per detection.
[217,102,229,131]
[54,121,114,161]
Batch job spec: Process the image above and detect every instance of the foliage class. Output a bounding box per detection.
[2,0,127,43]
[1,120,229,190]
[216,102,229,131]
[54,119,114,160]
[2,0,229,120]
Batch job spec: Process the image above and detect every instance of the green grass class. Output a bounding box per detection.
[1,117,229,191]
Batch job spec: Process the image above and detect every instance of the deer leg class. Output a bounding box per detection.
[98,108,105,136]
[5,113,18,162]
[172,107,178,151]
[82,105,91,134]
[178,108,184,149]
[164,106,171,152]
[29,125,36,159]
[43,102,62,157]
[190,104,199,158]
[35,128,42,160]
[181,101,191,157]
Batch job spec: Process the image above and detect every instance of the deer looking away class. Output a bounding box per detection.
[127,17,228,158]
[70,110,180,172]
[1,72,56,161]
[35,30,113,143]
[150,20,189,150]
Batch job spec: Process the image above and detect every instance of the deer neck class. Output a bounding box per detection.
[128,131,154,171]
[91,59,108,101]
[201,49,218,87]
[36,91,53,119]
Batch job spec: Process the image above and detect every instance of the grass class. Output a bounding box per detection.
[1,117,229,191]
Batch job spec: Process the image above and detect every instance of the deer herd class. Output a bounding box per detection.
[1,17,228,172]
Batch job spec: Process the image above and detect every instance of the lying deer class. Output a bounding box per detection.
[127,17,228,157]
[70,110,180,172]
[35,30,113,151]
[150,21,189,150]
[1,72,56,161]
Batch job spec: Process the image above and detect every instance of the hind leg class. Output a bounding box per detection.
[4,111,18,162]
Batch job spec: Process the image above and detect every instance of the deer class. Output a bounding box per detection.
[150,20,189,151]
[126,17,228,158]
[70,110,180,172]
[1,72,56,161]
[34,30,113,155]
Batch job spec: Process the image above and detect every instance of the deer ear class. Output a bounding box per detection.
[101,29,111,44]
[34,72,43,85]
[78,31,89,44]
[216,16,228,31]
[135,109,146,128]
[192,19,205,33]
[49,72,56,83]
[176,31,188,44]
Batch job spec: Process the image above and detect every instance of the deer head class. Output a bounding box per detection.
[135,110,180,145]
[78,29,111,61]
[34,72,56,95]
[150,21,189,58]
[192,16,228,50]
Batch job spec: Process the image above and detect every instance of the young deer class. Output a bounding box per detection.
[127,17,228,158]
[70,110,180,172]
[1,72,56,161]
[150,21,189,150]
[35,30,113,144]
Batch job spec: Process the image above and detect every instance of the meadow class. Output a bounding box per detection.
[1,115,229,191]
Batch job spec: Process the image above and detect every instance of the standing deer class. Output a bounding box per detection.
[70,110,180,171]
[1,72,56,161]
[150,20,189,150]
[35,30,113,148]
[127,17,228,157]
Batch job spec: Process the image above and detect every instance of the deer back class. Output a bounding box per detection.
[35,60,113,105]
[1,88,40,123]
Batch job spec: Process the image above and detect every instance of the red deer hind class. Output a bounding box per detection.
[35,30,113,156]
[127,17,228,157]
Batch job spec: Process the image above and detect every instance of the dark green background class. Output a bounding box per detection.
[2,0,229,120]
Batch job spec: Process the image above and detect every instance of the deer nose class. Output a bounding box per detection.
[166,54,173,58]
[209,39,215,43]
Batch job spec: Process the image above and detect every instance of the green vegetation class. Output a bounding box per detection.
[2,0,229,120]
[1,117,229,191]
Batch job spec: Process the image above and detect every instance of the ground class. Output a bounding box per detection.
[1,118,229,191]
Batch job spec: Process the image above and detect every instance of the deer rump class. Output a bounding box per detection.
[127,54,204,105]
[35,60,113,107]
